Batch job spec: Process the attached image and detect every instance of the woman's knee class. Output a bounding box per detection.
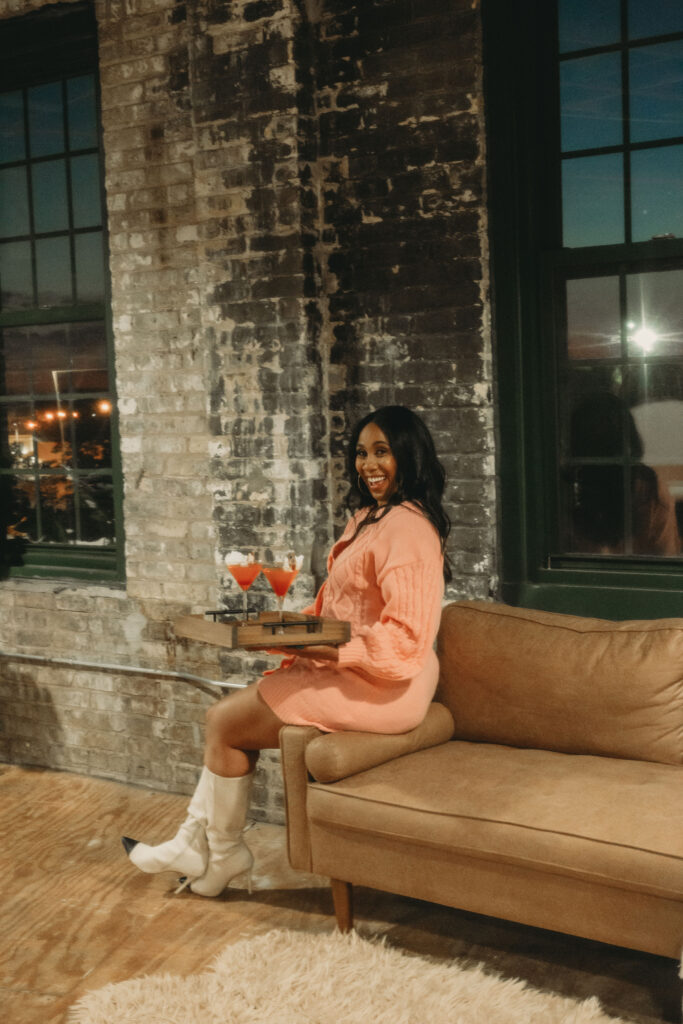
[204,684,274,748]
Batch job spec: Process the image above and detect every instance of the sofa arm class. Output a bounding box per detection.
[304,702,455,784]
[279,725,322,872]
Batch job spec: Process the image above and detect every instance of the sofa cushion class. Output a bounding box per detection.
[436,601,683,765]
[307,741,683,898]
[304,702,455,783]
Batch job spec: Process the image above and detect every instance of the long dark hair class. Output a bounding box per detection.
[346,406,452,581]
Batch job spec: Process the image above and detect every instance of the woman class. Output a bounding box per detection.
[123,406,451,897]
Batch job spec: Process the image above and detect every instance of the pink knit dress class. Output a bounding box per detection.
[257,502,445,733]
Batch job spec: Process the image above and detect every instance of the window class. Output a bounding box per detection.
[0,4,123,580]
[485,0,683,617]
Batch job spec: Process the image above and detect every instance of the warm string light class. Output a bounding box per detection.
[18,403,110,431]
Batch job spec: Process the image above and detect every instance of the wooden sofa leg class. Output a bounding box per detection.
[330,878,354,932]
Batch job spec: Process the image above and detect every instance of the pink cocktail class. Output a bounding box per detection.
[262,565,299,620]
[227,561,262,619]
[227,563,262,591]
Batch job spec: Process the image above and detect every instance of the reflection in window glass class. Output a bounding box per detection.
[9,477,37,542]
[628,0,683,41]
[74,232,104,302]
[73,397,112,470]
[3,402,35,469]
[629,41,683,144]
[28,324,70,395]
[71,155,102,228]
[0,240,33,309]
[0,91,25,164]
[32,400,73,469]
[67,76,97,150]
[70,322,108,391]
[562,387,681,556]
[562,154,624,247]
[558,0,620,53]
[0,329,32,394]
[560,53,622,152]
[32,159,69,234]
[0,166,30,237]
[35,236,72,305]
[80,474,115,544]
[38,474,75,542]
[631,144,683,241]
[626,269,683,359]
[631,386,683,555]
[566,276,621,359]
[28,82,64,157]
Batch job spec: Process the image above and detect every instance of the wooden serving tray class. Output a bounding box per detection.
[174,611,351,649]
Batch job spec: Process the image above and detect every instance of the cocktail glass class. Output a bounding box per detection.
[226,558,262,620]
[262,565,299,622]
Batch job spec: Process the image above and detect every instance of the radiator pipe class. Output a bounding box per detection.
[0,649,244,697]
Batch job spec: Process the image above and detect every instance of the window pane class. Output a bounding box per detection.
[32,158,69,233]
[7,476,38,541]
[566,276,621,359]
[33,399,73,469]
[74,232,105,302]
[70,322,109,392]
[3,401,36,469]
[27,323,70,395]
[558,0,620,53]
[71,154,102,228]
[0,327,32,394]
[73,397,112,469]
[28,82,64,158]
[35,235,72,305]
[0,165,30,237]
[628,0,683,41]
[78,473,115,544]
[631,144,683,241]
[67,75,97,151]
[626,268,683,358]
[562,154,624,247]
[631,385,683,555]
[630,41,683,144]
[38,473,76,543]
[0,90,26,164]
[560,54,622,152]
[0,240,33,309]
[561,385,681,555]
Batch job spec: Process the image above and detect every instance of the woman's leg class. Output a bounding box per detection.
[123,683,286,896]
[203,683,285,777]
[187,684,285,896]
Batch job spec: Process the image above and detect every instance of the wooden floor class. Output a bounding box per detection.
[0,763,679,1024]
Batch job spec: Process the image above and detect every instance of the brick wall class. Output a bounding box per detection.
[0,0,495,821]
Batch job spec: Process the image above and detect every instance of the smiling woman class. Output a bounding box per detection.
[123,405,452,899]
[355,422,398,505]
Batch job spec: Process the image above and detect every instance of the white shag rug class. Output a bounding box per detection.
[69,928,633,1024]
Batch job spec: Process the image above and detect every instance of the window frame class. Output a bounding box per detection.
[484,0,683,618]
[0,2,124,582]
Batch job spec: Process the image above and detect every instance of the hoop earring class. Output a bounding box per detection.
[357,473,368,492]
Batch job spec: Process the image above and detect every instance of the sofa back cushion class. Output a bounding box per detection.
[436,601,683,765]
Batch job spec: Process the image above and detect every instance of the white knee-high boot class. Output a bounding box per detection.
[122,767,213,879]
[189,769,254,898]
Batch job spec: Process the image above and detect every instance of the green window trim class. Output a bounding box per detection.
[484,0,683,619]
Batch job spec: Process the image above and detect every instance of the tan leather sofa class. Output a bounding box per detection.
[280,600,683,960]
